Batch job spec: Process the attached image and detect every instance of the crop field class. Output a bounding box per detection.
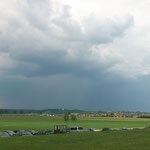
[0,115,150,131]
[0,115,150,150]
[1,129,150,150]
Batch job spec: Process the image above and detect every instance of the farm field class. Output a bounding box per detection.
[0,115,150,131]
[1,115,150,150]
[1,129,150,150]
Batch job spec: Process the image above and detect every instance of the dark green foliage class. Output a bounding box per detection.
[28,110,32,114]
[71,114,77,121]
[0,109,4,114]
[4,109,8,114]
[139,116,150,118]
[13,110,17,114]
[20,110,24,114]
[64,112,69,121]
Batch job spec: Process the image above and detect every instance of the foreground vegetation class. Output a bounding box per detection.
[1,115,150,150]
[1,129,150,150]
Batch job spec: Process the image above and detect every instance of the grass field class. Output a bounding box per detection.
[1,129,150,150]
[1,115,150,150]
[0,115,150,131]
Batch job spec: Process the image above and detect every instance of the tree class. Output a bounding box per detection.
[20,110,24,114]
[13,110,17,114]
[4,109,8,114]
[39,111,42,114]
[110,112,114,117]
[64,112,69,121]
[0,109,3,114]
[28,110,32,114]
[71,114,77,121]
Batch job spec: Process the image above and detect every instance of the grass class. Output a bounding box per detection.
[0,115,150,131]
[1,115,150,150]
[1,129,150,150]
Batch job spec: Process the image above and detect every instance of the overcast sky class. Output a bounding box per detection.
[0,0,150,111]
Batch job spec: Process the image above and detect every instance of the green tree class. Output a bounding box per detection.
[64,112,69,121]
[4,109,8,114]
[39,111,42,114]
[0,109,3,114]
[28,110,32,114]
[13,110,17,114]
[20,110,24,114]
[71,114,77,121]
[110,112,114,117]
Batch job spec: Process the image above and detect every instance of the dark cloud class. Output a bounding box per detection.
[1,0,149,111]
[1,74,150,112]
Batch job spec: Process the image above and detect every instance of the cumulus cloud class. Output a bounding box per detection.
[0,0,134,78]
[0,0,150,110]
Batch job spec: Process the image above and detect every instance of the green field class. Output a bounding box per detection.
[1,129,150,150]
[0,115,150,131]
[1,115,150,150]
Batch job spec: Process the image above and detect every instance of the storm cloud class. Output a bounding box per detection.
[0,0,150,111]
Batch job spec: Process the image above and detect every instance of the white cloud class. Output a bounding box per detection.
[0,0,150,79]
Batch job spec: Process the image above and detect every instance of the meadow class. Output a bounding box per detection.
[1,129,150,150]
[0,115,150,131]
[1,115,150,150]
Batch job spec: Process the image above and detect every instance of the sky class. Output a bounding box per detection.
[0,0,150,111]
